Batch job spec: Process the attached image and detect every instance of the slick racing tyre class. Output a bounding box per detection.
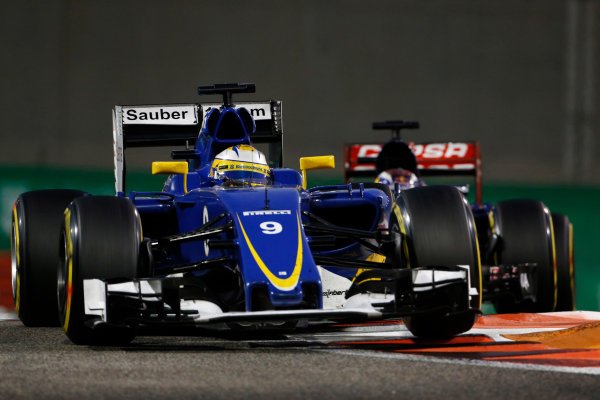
[11,189,86,326]
[552,213,575,311]
[392,186,482,338]
[58,196,142,345]
[491,199,556,313]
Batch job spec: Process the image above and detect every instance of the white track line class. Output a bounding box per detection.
[0,307,16,321]
[320,347,600,376]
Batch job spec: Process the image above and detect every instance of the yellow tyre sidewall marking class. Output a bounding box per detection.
[12,205,21,314]
[63,209,74,332]
[549,213,558,310]
[391,203,410,269]
[471,214,483,309]
[569,223,575,307]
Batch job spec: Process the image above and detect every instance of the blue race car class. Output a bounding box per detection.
[11,84,482,345]
[344,120,575,314]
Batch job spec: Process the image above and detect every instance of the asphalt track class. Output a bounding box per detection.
[1,312,599,400]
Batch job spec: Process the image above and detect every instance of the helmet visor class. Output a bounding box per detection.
[214,160,271,185]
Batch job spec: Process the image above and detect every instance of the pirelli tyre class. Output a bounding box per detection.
[11,189,86,326]
[58,196,142,345]
[491,199,556,313]
[552,213,575,311]
[391,186,482,338]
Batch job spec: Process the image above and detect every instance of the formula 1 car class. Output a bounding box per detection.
[344,120,576,314]
[11,84,482,345]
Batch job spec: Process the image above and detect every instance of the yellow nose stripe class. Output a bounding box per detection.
[236,213,303,291]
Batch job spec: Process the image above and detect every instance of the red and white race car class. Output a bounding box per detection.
[343,120,575,313]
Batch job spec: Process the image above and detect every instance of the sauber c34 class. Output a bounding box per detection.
[11,84,482,345]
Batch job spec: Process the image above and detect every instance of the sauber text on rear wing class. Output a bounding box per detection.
[343,141,482,204]
[112,101,283,194]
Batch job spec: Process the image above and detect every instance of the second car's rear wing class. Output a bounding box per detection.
[343,141,482,204]
[112,100,283,194]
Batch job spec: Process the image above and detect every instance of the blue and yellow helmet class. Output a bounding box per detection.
[210,145,271,186]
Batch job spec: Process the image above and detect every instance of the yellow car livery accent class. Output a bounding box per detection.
[63,209,74,332]
[152,161,189,194]
[12,205,21,314]
[351,268,367,284]
[214,160,271,176]
[367,253,386,263]
[299,155,335,189]
[236,213,303,291]
[237,144,256,151]
[354,274,381,286]
[351,254,387,285]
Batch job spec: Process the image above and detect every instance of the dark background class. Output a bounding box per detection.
[1,0,598,183]
[0,1,599,310]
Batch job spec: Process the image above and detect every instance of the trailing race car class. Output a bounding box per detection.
[11,84,482,345]
[344,120,576,314]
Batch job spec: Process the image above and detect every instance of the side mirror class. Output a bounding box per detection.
[299,155,335,189]
[152,161,189,193]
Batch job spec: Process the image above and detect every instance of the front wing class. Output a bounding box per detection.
[82,266,476,330]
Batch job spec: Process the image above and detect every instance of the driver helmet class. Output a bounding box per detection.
[210,145,271,186]
[375,168,422,190]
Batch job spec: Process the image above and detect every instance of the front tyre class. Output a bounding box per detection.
[58,196,142,345]
[11,189,85,326]
[393,186,482,338]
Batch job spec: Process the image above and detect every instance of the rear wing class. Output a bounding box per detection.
[112,100,283,194]
[343,141,482,204]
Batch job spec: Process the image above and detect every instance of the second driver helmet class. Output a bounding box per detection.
[210,145,271,186]
[375,168,422,191]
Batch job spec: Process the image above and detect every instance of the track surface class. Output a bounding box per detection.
[1,316,599,400]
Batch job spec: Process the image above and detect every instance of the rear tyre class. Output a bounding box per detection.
[491,199,556,313]
[552,213,575,311]
[11,189,86,326]
[392,186,482,338]
[57,196,141,345]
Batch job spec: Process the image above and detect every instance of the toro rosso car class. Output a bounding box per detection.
[344,120,575,314]
[11,84,482,345]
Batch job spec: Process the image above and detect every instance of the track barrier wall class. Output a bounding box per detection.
[1,166,598,311]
